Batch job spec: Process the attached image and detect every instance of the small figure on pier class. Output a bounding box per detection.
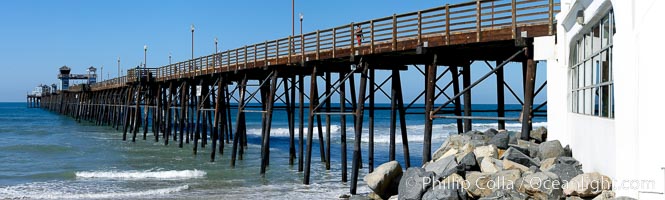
[355,25,363,46]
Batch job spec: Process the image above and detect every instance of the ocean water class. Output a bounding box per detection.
[0,102,545,199]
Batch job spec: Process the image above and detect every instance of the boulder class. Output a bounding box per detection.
[479,190,528,200]
[480,158,503,173]
[563,172,612,198]
[557,157,582,167]
[490,169,521,192]
[537,140,565,160]
[458,152,479,171]
[398,167,436,200]
[424,155,457,178]
[488,133,510,150]
[422,182,467,200]
[455,143,475,161]
[563,145,573,157]
[465,130,483,135]
[517,139,540,158]
[502,147,540,168]
[472,134,490,142]
[438,149,459,162]
[439,173,467,189]
[528,166,541,173]
[517,172,564,200]
[484,128,499,137]
[474,145,499,162]
[502,159,530,173]
[367,192,382,200]
[592,190,616,200]
[469,141,488,149]
[433,135,472,161]
[363,161,403,199]
[545,164,583,182]
[611,197,637,200]
[505,131,520,145]
[529,127,548,143]
[507,144,530,156]
[539,158,557,171]
[466,172,493,198]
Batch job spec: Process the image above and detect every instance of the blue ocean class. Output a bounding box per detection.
[0,102,545,199]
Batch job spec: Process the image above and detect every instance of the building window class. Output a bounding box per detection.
[570,10,614,118]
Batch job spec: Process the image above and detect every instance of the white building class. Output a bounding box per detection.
[543,0,665,198]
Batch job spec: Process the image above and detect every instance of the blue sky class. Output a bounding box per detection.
[0,0,545,104]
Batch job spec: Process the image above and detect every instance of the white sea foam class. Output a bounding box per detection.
[0,183,189,199]
[75,169,205,180]
[242,122,546,144]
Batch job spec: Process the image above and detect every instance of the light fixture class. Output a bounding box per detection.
[576,10,584,25]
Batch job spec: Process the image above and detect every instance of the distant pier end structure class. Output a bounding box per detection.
[35,0,558,194]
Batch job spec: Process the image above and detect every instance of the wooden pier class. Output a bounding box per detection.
[35,0,557,194]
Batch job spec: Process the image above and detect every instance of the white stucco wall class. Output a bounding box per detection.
[548,0,665,198]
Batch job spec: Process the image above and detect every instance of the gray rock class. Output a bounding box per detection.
[517,139,540,158]
[563,172,612,198]
[592,190,616,200]
[458,152,478,171]
[469,140,488,148]
[425,155,457,178]
[490,169,521,192]
[539,157,557,171]
[503,159,530,173]
[528,166,541,173]
[517,172,564,200]
[363,161,403,199]
[480,158,503,173]
[557,156,581,167]
[474,145,499,161]
[398,167,436,200]
[466,172,493,198]
[349,195,372,200]
[472,134,490,142]
[502,147,540,168]
[529,127,547,143]
[484,128,499,137]
[422,182,467,200]
[563,145,573,157]
[488,133,510,150]
[507,131,520,145]
[479,190,528,200]
[507,144,530,156]
[545,163,583,182]
[433,135,472,161]
[465,130,483,135]
[538,140,565,160]
[388,195,398,200]
[611,197,637,200]
[367,192,383,200]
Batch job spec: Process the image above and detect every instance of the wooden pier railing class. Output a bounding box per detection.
[84,0,558,91]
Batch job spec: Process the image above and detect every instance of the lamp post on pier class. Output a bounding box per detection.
[191,24,195,71]
[300,13,303,55]
[215,37,218,68]
[117,57,120,78]
[144,45,147,69]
